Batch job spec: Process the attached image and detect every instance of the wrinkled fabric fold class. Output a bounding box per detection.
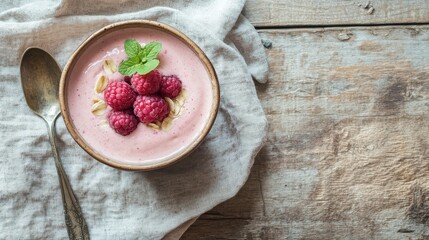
[0,1,268,239]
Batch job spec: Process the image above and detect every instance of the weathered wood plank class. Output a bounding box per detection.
[244,0,429,27]
[182,26,429,239]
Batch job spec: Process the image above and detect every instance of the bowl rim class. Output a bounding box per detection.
[59,20,220,171]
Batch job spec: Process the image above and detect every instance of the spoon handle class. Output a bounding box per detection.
[48,120,90,240]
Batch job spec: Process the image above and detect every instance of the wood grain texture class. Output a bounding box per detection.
[244,0,429,27]
[182,26,429,239]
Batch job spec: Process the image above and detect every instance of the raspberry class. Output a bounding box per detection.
[133,95,170,123]
[131,70,161,95]
[160,75,182,98]
[108,110,139,136]
[123,76,131,84]
[104,81,136,110]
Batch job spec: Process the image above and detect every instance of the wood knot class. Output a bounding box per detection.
[376,79,406,113]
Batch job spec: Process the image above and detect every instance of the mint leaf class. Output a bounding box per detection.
[120,39,162,76]
[118,56,140,76]
[134,59,160,75]
[124,39,141,58]
[140,42,162,60]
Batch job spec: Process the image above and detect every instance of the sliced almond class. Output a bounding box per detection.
[175,103,183,117]
[161,117,173,131]
[174,88,188,106]
[95,75,109,93]
[92,97,102,104]
[91,100,107,116]
[103,59,117,74]
[168,110,175,118]
[165,97,176,116]
[98,119,109,128]
[171,96,186,118]
[147,122,160,130]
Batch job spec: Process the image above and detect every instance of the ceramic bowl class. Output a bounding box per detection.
[60,20,219,171]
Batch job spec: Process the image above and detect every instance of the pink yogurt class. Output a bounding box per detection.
[66,27,214,166]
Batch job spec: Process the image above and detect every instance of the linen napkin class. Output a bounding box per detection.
[0,0,268,239]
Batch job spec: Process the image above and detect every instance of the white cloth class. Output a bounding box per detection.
[0,1,268,239]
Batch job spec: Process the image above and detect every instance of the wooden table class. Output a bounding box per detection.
[182,1,429,239]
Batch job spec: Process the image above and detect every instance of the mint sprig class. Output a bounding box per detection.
[119,39,162,76]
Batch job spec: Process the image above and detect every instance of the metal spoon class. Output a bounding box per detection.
[20,47,90,240]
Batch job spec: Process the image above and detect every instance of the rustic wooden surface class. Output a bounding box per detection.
[182,1,429,239]
[244,0,429,27]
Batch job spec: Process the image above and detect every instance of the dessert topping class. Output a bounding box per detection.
[91,39,188,135]
[119,40,162,76]
[95,75,109,93]
[104,81,136,110]
[160,75,182,98]
[130,70,161,95]
[91,100,107,116]
[133,95,170,123]
[103,59,117,74]
[108,110,139,136]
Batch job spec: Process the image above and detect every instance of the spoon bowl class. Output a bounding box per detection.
[20,48,61,121]
[20,48,89,239]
